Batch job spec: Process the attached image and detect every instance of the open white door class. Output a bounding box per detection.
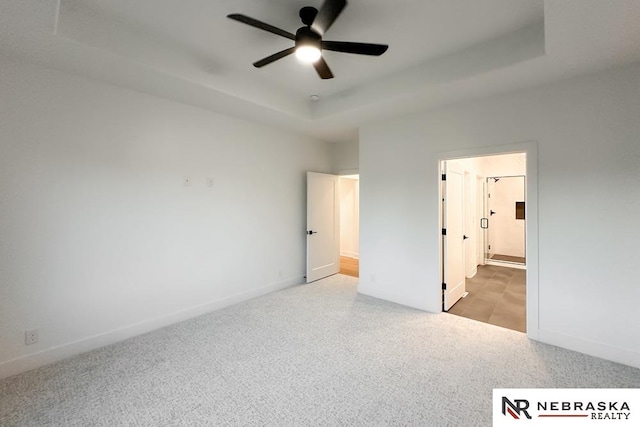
[306,172,340,283]
[442,161,466,311]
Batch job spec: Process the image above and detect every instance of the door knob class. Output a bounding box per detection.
[463,235,469,240]
[307,230,317,235]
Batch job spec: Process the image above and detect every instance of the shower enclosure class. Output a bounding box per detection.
[483,176,526,266]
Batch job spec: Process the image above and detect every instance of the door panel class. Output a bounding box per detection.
[443,162,465,311]
[306,172,340,283]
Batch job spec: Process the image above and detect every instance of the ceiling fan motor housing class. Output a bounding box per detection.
[299,6,318,26]
[295,26,322,51]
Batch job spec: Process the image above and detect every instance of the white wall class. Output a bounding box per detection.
[330,140,359,174]
[481,153,526,177]
[359,62,640,368]
[0,59,332,378]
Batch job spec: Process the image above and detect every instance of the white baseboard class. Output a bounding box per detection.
[466,266,478,279]
[485,260,526,270]
[340,251,359,259]
[0,276,303,379]
[360,285,638,370]
[357,287,434,312]
[536,328,640,369]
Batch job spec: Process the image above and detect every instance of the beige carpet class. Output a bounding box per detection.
[1,274,639,426]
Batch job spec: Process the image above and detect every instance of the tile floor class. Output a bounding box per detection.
[447,264,526,332]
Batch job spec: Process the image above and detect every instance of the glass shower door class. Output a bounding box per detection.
[484,176,526,265]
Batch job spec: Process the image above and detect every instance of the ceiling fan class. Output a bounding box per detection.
[227,0,388,79]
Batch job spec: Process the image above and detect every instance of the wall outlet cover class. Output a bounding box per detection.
[25,329,39,345]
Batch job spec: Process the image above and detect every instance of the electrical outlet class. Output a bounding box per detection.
[206,177,214,187]
[25,329,38,345]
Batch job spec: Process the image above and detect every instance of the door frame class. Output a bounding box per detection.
[437,141,539,341]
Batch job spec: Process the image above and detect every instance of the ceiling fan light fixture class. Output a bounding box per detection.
[295,45,322,63]
[228,0,388,79]
[295,27,322,63]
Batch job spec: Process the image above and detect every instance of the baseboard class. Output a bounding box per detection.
[0,276,303,380]
[361,287,638,369]
[536,328,640,369]
[340,251,359,259]
[485,260,526,270]
[357,287,435,312]
[466,266,478,279]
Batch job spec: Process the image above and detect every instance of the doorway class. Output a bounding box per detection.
[485,175,526,267]
[441,153,527,332]
[305,171,359,282]
[339,175,359,277]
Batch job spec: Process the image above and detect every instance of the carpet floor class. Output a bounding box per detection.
[1,274,639,426]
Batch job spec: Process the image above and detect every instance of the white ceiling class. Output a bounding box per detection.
[2,0,640,142]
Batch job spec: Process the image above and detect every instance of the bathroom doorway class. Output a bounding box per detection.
[441,153,527,332]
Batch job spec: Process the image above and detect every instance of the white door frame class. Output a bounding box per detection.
[437,141,539,341]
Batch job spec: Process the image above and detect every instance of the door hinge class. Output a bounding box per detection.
[441,228,446,236]
[442,282,447,290]
[441,174,446,181]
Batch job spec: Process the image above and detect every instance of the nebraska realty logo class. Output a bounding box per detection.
[493,389,640,426]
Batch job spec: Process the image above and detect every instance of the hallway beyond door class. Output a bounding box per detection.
[340,256,359,277]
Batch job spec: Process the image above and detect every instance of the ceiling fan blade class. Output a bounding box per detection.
[311,0,347,36]
[253,47,296,68]
[322,41,388,56]
[227,14,295,40]
[313,57,334,79]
